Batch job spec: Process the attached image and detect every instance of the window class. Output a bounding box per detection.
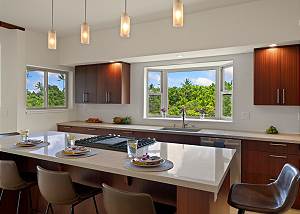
[26,67,68,109]
[145,61,233,121]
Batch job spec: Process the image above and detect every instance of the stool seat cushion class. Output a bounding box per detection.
[228,183,282,213]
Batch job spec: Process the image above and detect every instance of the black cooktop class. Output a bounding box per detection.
[75,135,156,152]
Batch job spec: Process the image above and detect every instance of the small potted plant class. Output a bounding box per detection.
[161,107,167,118]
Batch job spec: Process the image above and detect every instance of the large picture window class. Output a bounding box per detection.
[26,66,68,109]
[145,61,233,121]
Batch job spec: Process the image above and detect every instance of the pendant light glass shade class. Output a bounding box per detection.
[48,30,56,50]
[48,0,56,49]
[81,22,90,44]
[120,12,130,38]
[173,0,184,27]
[81,0,90,44]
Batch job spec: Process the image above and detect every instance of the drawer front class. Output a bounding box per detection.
[57,125,77,133]
[267,142,288,154]
[288,143,300,155]
[267,153,289,180]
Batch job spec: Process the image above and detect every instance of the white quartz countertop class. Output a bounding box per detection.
[58,121,300,144]
[0,131,235,198]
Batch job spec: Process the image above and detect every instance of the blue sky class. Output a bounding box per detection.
[148,67,233,88]
[26,71,65,92]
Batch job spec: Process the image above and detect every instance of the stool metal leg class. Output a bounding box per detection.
[92,196,99,214]
[45,203,54,214]
[70,205,75,214]
[45,203,50,214]
[238,209,245,214]
[50,203,54,214]
[0,189,4,202]
[16,190,22,214]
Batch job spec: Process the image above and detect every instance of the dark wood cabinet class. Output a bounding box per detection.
[242,140,300,208]
[254,44,300,105]
[75,64,98,103]
[97,63,130,104]
[75,62,130,104]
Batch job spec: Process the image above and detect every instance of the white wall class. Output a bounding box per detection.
[17,30,76,132]
[0,29,76,133]
[0,29,20,132]
[75,53,300,134]
[59,0,300,65]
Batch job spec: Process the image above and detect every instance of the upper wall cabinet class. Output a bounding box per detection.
[75,62,130,104]
[254,45,300,105]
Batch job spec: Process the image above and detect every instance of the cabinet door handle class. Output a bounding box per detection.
[269,143,287,147]
[83,93,85,103]
[276,89,280,104]
[108,91,110,103]
[105,92,108,103]
[269,154,287,159]
[64,126,71,129]
[282,89,285,104]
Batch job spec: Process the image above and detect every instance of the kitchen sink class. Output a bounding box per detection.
[160,127,201,132]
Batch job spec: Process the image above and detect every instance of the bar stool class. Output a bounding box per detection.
[37,166,101,214]
[228,164,300,214]
[102,183,156,214]
[0,160,36,214]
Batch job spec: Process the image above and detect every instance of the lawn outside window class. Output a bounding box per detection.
[144,61,233,121]
[26,66,68,110]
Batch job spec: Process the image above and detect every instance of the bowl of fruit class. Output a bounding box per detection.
[86,118,102,123]
[266,126,279,134]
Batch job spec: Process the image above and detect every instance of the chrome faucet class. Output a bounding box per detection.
[181,107,188,128]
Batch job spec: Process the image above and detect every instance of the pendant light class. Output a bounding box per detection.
[81,0,90,44]
[120,0,130,38]
[173,0,184,27]
[48,0,57,49]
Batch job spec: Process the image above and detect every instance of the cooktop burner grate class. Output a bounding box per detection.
[75,135,156,152]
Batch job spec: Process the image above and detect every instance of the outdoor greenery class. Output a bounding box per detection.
[26,73,66,108]
[148,78,232,118]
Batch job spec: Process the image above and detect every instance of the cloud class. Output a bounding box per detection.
[148,72,160,82]
[190,77,214,86]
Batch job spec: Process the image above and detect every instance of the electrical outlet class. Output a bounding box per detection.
[241,112,250,120]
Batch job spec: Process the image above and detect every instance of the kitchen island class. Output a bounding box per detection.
[0,131,235,214]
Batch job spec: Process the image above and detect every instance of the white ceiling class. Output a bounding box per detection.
[0,0,260,36]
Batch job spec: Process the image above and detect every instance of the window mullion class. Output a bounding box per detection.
[162,71,168,113]
[45,71,48,108]
[215,68,221,120]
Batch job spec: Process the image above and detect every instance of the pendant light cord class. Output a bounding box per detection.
[51,0,54,30]
[125,0,127,14]
[85,0,87,23]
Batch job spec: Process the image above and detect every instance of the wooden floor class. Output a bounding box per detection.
[230,208,300,214]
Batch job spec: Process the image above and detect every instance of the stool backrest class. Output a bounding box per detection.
[275,163,300,212]
[102,183,156,214]
[0,160,25,189]
[37,166,78,204]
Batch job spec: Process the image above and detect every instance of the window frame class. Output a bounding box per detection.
[26,66,69,110]
[219,65,233,120]
[144,62,233,121]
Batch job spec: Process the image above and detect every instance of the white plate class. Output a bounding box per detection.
[131,159,165,167]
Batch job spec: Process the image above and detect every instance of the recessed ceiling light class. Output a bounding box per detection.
[269,44,277,47]
[109,60,115,63]
[177,54,183,58]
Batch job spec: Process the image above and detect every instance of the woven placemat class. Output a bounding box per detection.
[55,150,98,159]
[12,142,50,149]
[124,159,174,172]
